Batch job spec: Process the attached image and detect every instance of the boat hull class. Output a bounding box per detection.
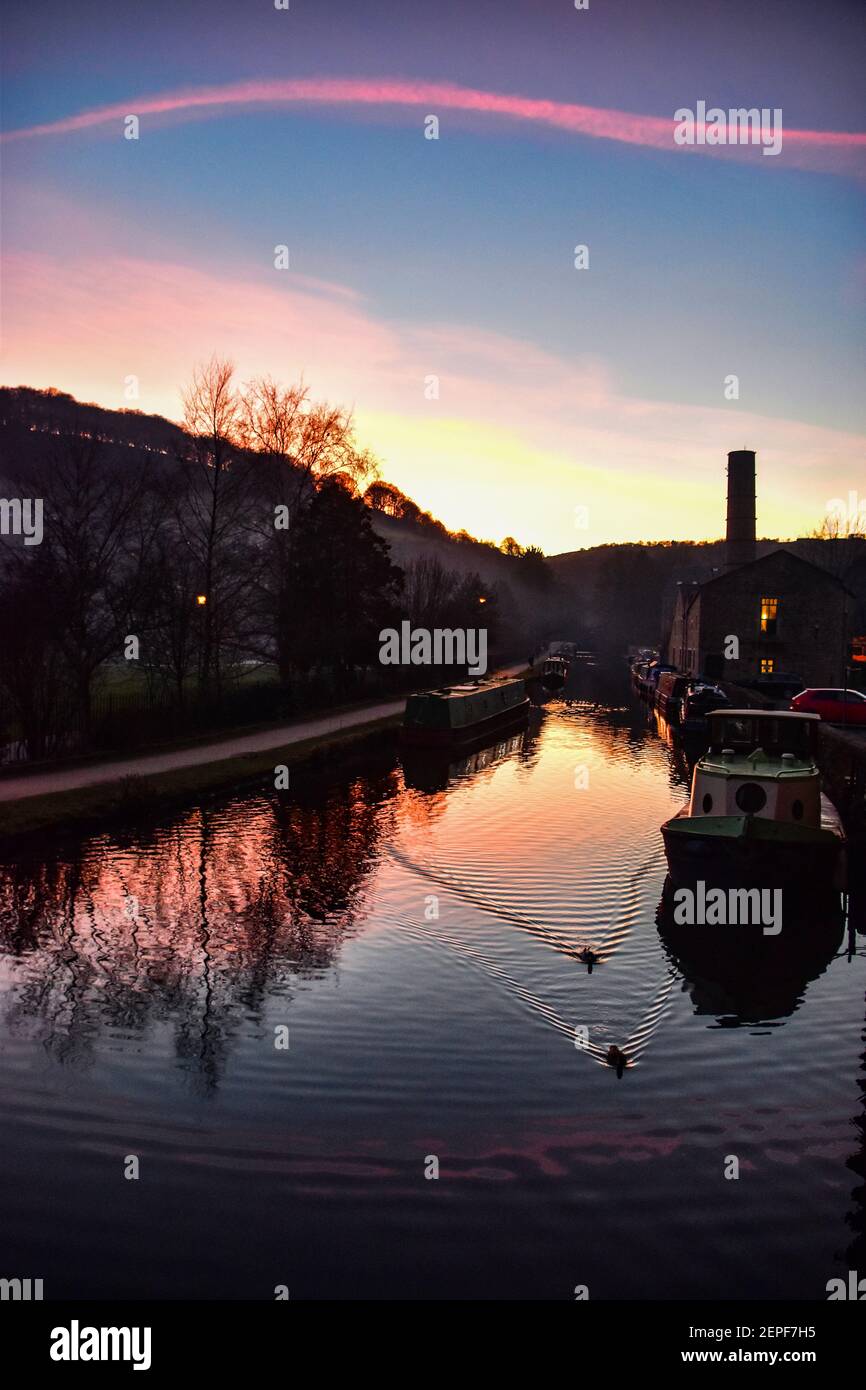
[661,812,844,892]
[400,697,530,748]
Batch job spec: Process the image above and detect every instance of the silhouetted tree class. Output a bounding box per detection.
[281,478,403,692]
[179,357,253,694]
[0,551,68,760]
[500,536,523,557]
[20,433,158,739]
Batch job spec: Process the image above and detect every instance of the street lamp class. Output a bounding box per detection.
[196,594,207,607]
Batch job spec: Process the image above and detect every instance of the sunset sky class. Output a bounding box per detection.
[2,0,864,554]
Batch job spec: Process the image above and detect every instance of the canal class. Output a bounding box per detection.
[1,663,863,1300]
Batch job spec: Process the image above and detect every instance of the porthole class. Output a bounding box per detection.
[792,799,804,821]
[702,793,713,813]
[735,782,767,814]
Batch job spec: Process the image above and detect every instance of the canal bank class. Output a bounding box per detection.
[0,665,527,837]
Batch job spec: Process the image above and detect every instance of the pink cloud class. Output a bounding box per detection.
[3,247,863,553]
[3,77,864,175]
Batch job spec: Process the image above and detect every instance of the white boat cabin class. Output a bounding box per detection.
[688,709,822,827]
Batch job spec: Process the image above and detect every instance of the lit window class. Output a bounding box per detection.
[761,658,775,674]
[760,597,778,635]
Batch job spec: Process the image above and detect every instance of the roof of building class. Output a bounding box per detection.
[687,546,854,598]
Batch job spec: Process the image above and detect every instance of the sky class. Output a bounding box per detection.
[1,0,864,554]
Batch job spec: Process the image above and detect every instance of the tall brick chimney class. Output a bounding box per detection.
[725,449,756,569]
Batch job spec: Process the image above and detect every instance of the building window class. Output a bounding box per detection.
[760,597,778,636]
[760,658,775,674]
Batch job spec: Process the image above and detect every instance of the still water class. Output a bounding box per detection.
[1,666,864,1300]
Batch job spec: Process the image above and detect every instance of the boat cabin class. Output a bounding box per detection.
[706,709,820,761]
[689,709,823,826]
[402,677,529,745]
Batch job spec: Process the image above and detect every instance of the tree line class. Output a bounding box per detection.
[0,364,537,761]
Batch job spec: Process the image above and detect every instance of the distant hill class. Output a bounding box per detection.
[0,385,188,467]
[0,386,567,652]
[6,386,860,658]
[548,535,866,653]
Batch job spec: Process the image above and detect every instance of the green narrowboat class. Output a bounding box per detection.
[401,677,530,748]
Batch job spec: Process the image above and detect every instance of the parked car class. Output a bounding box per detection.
[790,688,866,725]
[744,671,805,704]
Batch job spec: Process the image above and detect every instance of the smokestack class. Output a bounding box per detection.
[725,449,756,569]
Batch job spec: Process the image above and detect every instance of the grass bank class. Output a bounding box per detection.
[0,714,401,841]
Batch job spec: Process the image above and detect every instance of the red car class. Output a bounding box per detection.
[790,688,866,724]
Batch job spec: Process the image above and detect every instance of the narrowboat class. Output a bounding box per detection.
[401,677,530,748]
[540,654,569,690]
[661,709,845,890]
[630,659,649,693]
[643,661,676,702]
[654,671,691,724]
[679,682,730,734]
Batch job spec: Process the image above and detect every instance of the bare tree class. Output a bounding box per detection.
[235,375,380,679]
[0,550,68,760]
[403,556,459,628]
[239,376,378,513]
[365,481,407,516]
[19,434,159,740]
[799,506,866,583]
[179,357,249,694]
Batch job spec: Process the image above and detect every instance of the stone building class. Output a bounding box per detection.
[667,451,853,686]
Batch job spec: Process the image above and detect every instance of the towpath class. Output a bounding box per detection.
[0,665,525,805]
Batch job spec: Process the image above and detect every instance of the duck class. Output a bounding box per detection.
[606,1045,628,1076]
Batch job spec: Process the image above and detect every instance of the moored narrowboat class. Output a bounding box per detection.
[630,659,649,693]
[661,709,845,891]
[401,677,530,747]
[539,654,569,690]
[654,670,690,723]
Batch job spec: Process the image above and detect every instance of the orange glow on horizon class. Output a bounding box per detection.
[3,247,862,556]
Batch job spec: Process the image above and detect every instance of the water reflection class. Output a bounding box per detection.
[0,755,401,1089]
[400,716,541,793]
[844,992,866,1270]
[656,879,845,1023]
[0,671,864,1299]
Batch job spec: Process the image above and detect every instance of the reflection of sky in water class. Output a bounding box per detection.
[0,683,863,1300]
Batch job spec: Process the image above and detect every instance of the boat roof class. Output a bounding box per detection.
[416,677,523,701]
[708,708,820,722]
